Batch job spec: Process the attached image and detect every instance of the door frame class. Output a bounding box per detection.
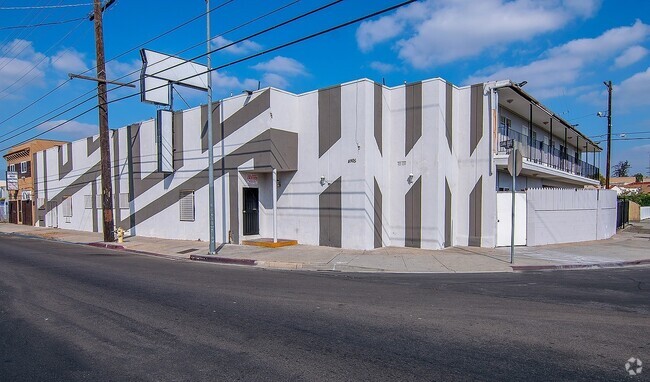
[242,187,259,236]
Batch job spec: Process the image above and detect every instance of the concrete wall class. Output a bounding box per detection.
[641,206,650,221]
[628,201,640,222]
[526,188,616,246]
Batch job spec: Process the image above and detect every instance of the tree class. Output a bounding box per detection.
[634,173,644,182]
[613,160,631,177]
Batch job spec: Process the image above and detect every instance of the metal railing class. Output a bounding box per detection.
[497,126,600,180]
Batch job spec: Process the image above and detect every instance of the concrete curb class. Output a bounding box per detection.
[189,254,257,266]
[88,242,125,250]
[511,259,650,271]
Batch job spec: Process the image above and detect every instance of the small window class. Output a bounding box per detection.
[62,196,73,218]
[179,190,195,222]
[8,164,16,172]
[37,197,45,210]
[20,161,27,173]
[84,195,93,209]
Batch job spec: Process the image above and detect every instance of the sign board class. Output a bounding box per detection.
[6,171,18,190]
[21,190,31,201]
[246,174,258,185]
[507,150,523,177]
[140,49,208,106]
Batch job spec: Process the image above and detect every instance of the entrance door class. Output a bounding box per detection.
[9,201,17,224]
[496,192,527,246]
[46,201,58,228]
[21,201,32,226]
[242,188,259,236]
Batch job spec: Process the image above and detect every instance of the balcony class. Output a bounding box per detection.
[497,126,600,181]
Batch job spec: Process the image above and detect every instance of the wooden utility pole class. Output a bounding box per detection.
[93,0,114,242]
[604,80,612,190]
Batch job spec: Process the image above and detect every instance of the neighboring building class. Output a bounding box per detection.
[4,139,68,225]
[609,177,637,186]
[0,180,6,222]
[32,77,606,250]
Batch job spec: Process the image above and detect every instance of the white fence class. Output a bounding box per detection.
[641,206,650,221]
[525,188,617,246]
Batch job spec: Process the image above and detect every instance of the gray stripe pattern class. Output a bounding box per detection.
[58,143,72,180]
[445,82,453,152]
[405,82,422,156]
[445,178,452,247]
[373,177,382,248]
[318,86,341,158]
[469,84,483,156]
[468,176,482,247]
[374,83,382,155]
[405,176,421,248]
[319,177,342,248]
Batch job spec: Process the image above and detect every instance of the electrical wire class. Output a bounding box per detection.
[0,16,87,30]
[0,0,417,151]
[0,3,93,10]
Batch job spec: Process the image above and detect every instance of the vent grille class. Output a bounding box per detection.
[179,190,195,222]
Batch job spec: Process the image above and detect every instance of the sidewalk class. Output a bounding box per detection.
[1,221,649,273]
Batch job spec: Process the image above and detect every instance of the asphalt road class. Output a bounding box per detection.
[0,233,648,381]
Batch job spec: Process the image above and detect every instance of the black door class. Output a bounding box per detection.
[243,188,259,235]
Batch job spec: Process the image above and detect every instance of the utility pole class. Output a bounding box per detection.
[93,0,114,242]
[604,80,612,190]
[206,0,216,254]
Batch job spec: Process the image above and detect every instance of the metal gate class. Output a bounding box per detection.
[496,192,527,247]
[617,198,629,229]
[242,188,259,236]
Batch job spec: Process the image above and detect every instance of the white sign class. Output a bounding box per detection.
[21,190,31,201]
[6,171,18,190]
[246,174,258,185]
[140,49,208,106]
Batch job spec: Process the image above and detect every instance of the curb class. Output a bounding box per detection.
[189,254,257,266]
[88,242,126,250]
[511,259,650,271]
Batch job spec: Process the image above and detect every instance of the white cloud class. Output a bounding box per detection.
[356,0,602,68]
[614,46,648,68]
[252,56,306,76]
[212,70,258,93]
[615,66,650,109]
[36,119,97,134]
[212,36,261,55]
[370,61,397,74]
[262,73,289,89]
[464,21,650,98]
[0,39,49,97]
[51,49,88,73]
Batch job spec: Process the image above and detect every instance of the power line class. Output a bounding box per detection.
[0,0,299,136]
[0,0,242,129]
[1,0,416,150]
[0,3,93,10]
[590,131,650,138]
[0,16,87,30]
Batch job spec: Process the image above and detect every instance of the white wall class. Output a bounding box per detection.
[641,206,650,221]
[526,188,616,246]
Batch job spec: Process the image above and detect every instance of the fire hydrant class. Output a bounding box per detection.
[116,227,125,243]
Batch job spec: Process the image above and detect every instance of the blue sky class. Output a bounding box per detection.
[1,0,649,176]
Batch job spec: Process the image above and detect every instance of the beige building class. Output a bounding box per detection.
[4,139,68,225]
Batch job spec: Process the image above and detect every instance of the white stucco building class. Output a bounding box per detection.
[31,77,613,249]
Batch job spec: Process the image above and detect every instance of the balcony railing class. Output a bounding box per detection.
[497,126,600,181]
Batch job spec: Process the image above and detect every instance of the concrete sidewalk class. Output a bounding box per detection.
[1,221,649,273]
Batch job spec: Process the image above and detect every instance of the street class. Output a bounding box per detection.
[0,233,648,381]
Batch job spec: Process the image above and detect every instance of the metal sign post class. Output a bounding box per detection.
[505,141,522,264]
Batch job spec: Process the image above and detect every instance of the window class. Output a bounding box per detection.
[62,196,73,217]
[20,161,27,173]
[84,195,93,209]
[37,197,45,210]
[179,190,195,221]
[8,164,15,172]
[118,193,129,209]
[500,116,512,135]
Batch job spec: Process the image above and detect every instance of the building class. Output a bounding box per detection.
[31,77,609,249]
[4,139,68,225]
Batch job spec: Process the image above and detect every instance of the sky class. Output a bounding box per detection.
[0,0,649,177]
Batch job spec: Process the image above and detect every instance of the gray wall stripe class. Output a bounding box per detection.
[445,178,452,247]
[228,172,239,243]
[32,152,42,226]
[126,124,136,232]
[318,86,342,158]
[374,83,382,155]
[172,110,184,171]
[445,82,453,152]
[319,177,342,247]
[405,82,422,156]
[373,177,382,248]
[87,136,100,156]
[91,179,98,232]
[43,150,48,215]
[405,176,422,248]
[112,130,121,227]
[468,176,482,247]
[469,84,483,156]
[58,142,72,180]
[201,89,271,153]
